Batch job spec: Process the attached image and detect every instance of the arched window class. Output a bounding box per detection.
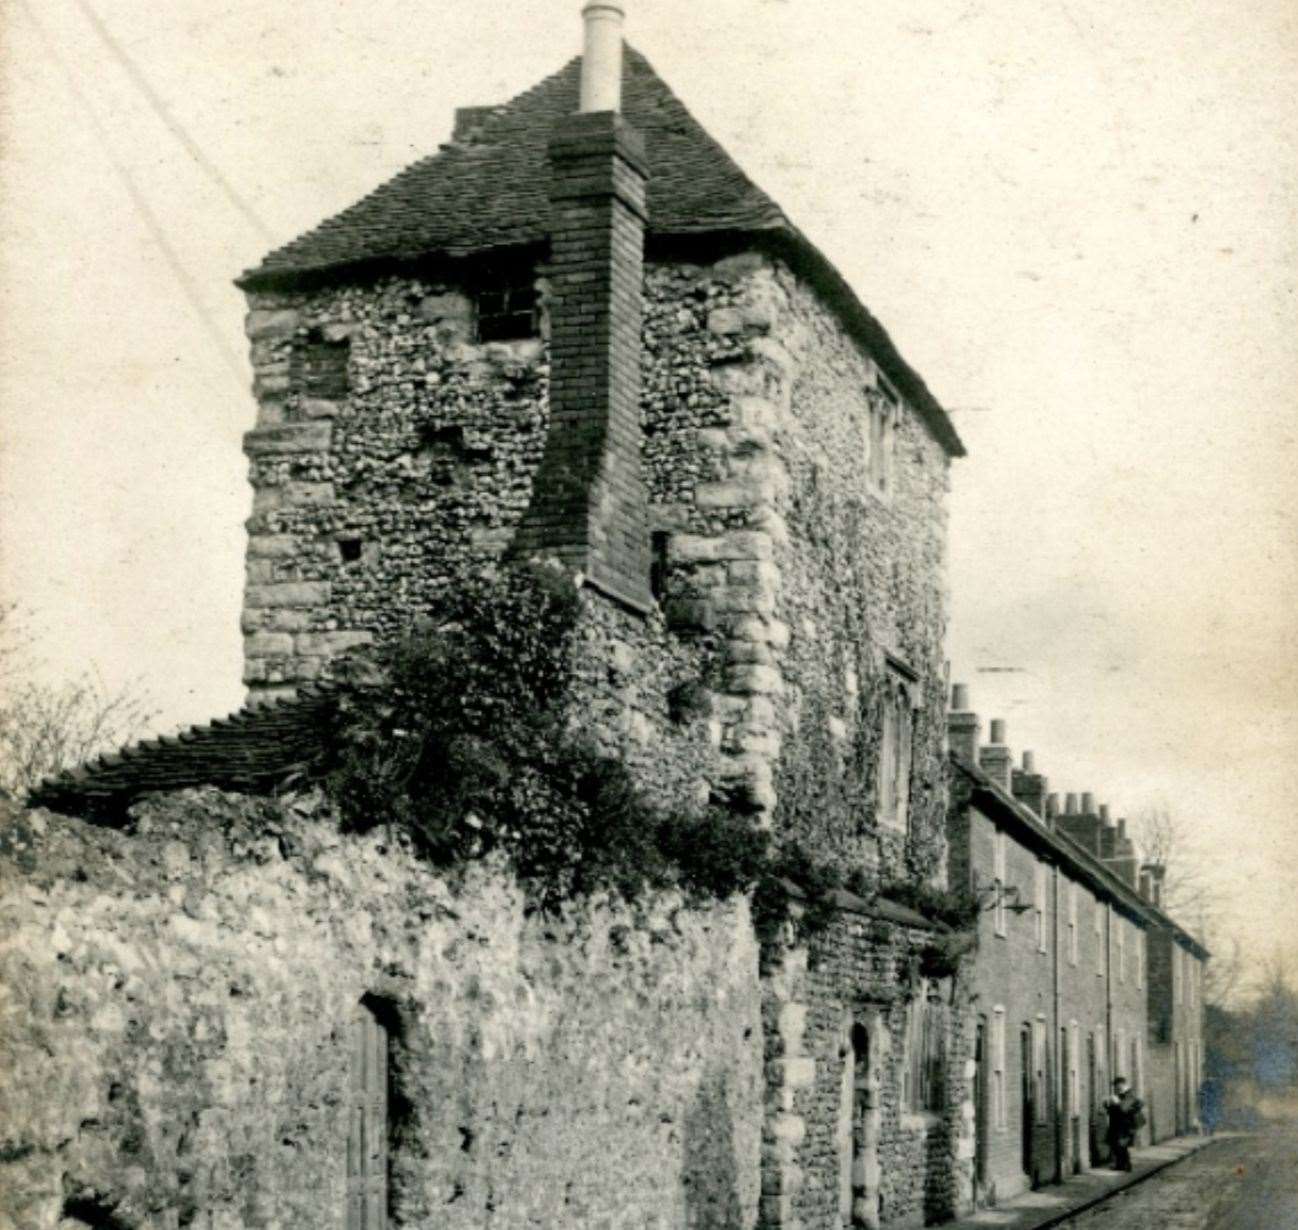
[347,999,391,1230]
[878,667,917,832]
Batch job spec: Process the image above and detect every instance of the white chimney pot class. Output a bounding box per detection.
[580,0,625,113]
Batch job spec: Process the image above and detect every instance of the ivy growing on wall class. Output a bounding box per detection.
[321,563,844,942]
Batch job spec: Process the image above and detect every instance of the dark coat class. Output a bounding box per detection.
[1104,1091,1144,1146]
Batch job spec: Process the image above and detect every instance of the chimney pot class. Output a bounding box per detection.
[1021,750,1035,772]
[989,718,1007,744]
[1082,792,1096,814]
[1098,802,1111,822]
[1065,792,1079,815]
[951,682,970,710]
[1045,793,1060,818]
[580,0,626,113]
[1117,818,1126,840]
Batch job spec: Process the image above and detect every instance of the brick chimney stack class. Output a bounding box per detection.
[1011,749,1049,819]
[1057,791,1103,856]
[978,718,1013,791]
[509,0,654,611]
[947,684,980,766]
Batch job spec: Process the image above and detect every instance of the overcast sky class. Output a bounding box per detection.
[2,0,1295,984]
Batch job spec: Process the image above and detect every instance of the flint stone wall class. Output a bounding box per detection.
[0,792,763,1230]
[239,255,951,868]
[762,911,974,1230]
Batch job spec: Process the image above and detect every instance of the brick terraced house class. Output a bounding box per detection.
[946,688,1208,1206]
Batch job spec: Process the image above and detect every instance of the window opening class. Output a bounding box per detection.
[475,267,538,342]
[1068,882,1079,965]
[298,327,351,399]
[993,829,1008,938]
[866,380,899,498]
[1033,864,1047,953]
[649,530,670,602]
[339,537,364,565]
[877,665,916,832]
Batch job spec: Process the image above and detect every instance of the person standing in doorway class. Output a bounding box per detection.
[1103,1076,1144,1171]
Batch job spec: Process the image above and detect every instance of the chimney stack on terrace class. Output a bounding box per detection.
[1056,790,1103,857]
[978,718,1013,791]
[947,684,981,766]
[1011,748,1049,820]
[509,0,653,611]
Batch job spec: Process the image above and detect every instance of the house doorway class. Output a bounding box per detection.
[1020,1026,1035,1186]
[839,1021,880,1229]
[974,1018,989,1197]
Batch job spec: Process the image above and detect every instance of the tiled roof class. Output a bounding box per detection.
[28,686,340,823]
[241,49,785,287]
[950,754,1210,959]
[239,47,964,457]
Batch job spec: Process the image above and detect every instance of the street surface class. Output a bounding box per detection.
[1063,1128,1298,1229]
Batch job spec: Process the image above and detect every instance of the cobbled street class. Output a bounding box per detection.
[1062,1128,1298,1229]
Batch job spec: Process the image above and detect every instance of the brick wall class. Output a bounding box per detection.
[510,112,652,611]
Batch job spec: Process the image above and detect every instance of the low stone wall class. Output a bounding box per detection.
[0,791,763,1230]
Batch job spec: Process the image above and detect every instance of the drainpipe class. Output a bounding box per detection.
[1104,902,1113,1154]
[1052,862,1063,1184]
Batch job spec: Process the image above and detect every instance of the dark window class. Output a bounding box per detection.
[298,328,350,399]
[649,531,670,602]
[475,269,538,342]
[339,537,363,565]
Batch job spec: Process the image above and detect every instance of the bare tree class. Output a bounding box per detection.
[0,606,156,802]
[1133,803,1245,1007]
[1133,804,1220,926]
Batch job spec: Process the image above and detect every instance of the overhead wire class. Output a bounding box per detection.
[73,0,276,245]
[18,0,249,390]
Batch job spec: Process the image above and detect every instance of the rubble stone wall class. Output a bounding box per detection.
[239,255,952,865]
[0,792,763,1230]
[760,907,974,1230]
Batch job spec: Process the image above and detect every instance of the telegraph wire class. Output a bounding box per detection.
[19,0,248,390]
[72,0,277,246]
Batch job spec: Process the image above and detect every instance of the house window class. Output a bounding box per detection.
[1094,899,1104,976]
[649,530,670,603]
[1069,1021,1081,1115]
[992,1007,1007,1131]
[1068,882,1079,966]
[877,667,916,832]
[1033,864,1048,953]
[993,829,1008,938]
[866,377,900,498]
[297,327,351,399]
[347,1000,390,1230]
[475,267,538,341]
[903,987,945,1114]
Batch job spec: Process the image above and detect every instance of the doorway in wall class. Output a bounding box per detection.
[974,1018,989,1198]
[839,1021,880,1229]
[1020,1026,1035,1187]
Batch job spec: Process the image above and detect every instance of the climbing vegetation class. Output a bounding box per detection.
[321,563,842,939]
